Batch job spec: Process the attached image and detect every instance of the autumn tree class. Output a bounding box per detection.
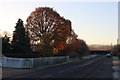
[65,30,78,52]
[11,19,32,54]
[78,39,89,54]
[38,33,54,57]
[25,7,72,54]
[65,31,89,57]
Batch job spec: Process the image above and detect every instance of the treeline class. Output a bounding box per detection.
[2,7,89,58]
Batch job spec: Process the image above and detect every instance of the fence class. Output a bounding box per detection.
[3,57,33,68]
[33,56,69,68]
[2,56,69,68]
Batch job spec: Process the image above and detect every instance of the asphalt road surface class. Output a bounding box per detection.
[3,54,113,78]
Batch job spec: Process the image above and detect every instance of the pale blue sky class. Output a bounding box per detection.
[0,1,118,45]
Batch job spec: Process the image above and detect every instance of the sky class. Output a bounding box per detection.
[0,0,118,45]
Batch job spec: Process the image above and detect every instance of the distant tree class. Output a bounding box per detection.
[25,7,72,54]
[2,35,11,54]
[11,19,32,54]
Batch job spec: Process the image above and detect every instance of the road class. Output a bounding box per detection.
[2,54,113,78]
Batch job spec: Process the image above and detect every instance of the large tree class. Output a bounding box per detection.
[38,33,54,57]
[11,19,32,54]
[65,33,89,56]
[25,7,72,52]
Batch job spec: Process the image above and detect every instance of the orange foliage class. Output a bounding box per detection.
[57,41,65,50]
[65,38,89,53]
